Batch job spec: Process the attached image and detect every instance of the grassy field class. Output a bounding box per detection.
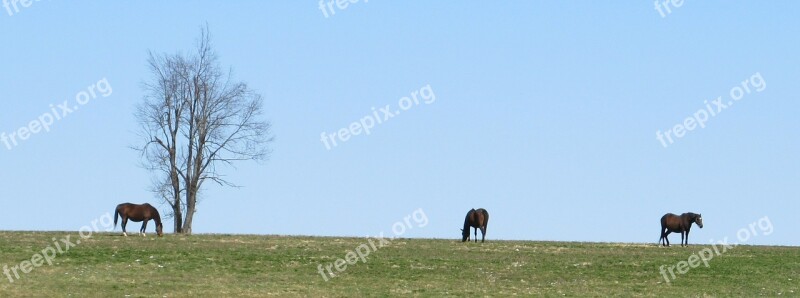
[0,231,797,297]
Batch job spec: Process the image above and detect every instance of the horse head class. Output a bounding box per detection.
[693,213,703,228]
[156,222,164,237]
[460,228,469,242]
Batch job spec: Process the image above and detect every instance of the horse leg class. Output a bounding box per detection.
[664,231,671,247]
[685,230,690,247]
[480,226,486,243]
[140,221,148,237]
[122,217,128,237]
[680,231,685,247]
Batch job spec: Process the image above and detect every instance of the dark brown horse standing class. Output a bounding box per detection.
[659,212,702,247]
[461,208,489,242]
[114,203,163,237]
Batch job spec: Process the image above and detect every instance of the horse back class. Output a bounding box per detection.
[475,211,484,227]
[116,203,156,220]
[468,209,488,228]
[477,208,489,227]
[116,203,132,214]
[661,213,688,231]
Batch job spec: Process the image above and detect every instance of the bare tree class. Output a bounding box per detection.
[135,25,272,234]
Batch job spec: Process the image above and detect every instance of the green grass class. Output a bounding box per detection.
[0,231,797,297]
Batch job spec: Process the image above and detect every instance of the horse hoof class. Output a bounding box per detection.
[123,233,128,237]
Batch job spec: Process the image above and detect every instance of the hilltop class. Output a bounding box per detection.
[0,232,797,296]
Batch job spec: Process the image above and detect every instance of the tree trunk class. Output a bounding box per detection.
[170,191,183,233]
[172,191,183,233]
[182,187,196,234]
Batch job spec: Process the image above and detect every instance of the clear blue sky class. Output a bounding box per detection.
[0,2,797,246]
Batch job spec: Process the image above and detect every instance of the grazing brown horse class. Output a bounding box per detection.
[114,203,163,237]
[461,208,489,242]
[659,212,703,247]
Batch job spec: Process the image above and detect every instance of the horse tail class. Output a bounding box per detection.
[481,209,489,228]
[658,214,668,244]
[114,206,119,228]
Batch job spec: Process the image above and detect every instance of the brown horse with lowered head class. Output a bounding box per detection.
[114,203,163,237]
[659,212,702,247]
[461,208,489,242]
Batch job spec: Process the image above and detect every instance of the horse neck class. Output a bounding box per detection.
[150,207,162,225]
[682,216,694,229]
[463,212,473,229]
